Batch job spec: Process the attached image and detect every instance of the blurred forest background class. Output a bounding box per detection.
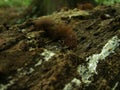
[0,0,120,25]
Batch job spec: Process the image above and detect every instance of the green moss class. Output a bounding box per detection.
[0,0,31,7]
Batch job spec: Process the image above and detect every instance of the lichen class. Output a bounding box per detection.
[35,49,55,67]
[41,49,55,61]
[63,78,81,90]
[77,36,120,84]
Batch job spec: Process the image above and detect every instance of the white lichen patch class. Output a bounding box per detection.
[77,65,92,84]
[41,49,55,61]
[112,82,119,90]
[0,79,16,90]
[63,78,81,90]
[100,36,120,59]
[34,59,42,67]
[35,49,55,67]
[18,67,35,78]
[77,36,120,84]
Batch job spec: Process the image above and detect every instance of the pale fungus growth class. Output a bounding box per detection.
[63,78,81,90]
[77,36,120,84]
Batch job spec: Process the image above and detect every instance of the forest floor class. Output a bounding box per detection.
[0,4,120,90]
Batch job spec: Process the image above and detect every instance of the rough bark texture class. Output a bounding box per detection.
[0,4,120,90]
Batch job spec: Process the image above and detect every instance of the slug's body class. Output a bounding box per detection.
[32,17,77,48]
